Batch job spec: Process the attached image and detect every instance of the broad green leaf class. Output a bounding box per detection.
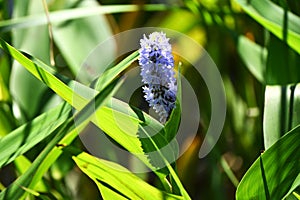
[0,72,121,200]
[237,35,300,85]
[52,0,113,82]
[263,84,300,149]
[23,124,81,197]
[0,43,13,136]
[237,36,267,83]
[18,73,128,197]
[71,149,183,200]
[292,85,300,128]
[263,86,290,149]
[265,35,300,85]
[10,0,51,119]
[235,0,300,55]
[236,125,300,199]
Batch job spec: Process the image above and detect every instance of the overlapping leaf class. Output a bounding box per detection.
[0,69,121,199]
[236,125,300,199]
[0,37,188,198]
[235,0,300,55]
[70,149,183,200]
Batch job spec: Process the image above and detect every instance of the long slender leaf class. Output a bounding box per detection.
[0,4,175,32]
[70,149,183,200]
[0,37,187,194]
[0,71,122,199]
[94,50,139,91]
[235,0,300,55]
[14,156,47,192]
[0,102,71,168]
[0,37,166,170]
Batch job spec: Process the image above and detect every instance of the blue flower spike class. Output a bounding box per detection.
[139,32,177,123]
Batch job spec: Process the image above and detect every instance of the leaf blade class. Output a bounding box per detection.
[236,125,300,199]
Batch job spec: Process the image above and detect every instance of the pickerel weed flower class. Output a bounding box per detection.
[139,32,177,123]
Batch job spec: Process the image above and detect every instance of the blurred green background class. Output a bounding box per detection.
[0,0,300,199]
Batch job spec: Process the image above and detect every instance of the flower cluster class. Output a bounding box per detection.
[139,32,177,123]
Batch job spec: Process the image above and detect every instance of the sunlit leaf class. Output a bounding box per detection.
[236,125,300,199]
[71,149,183,200]
[0,36,189,197]
[263,84,300,149]
[235,0,300,55]
[0,102,71,168]
[0,70,121,199]
[237,36,266,83]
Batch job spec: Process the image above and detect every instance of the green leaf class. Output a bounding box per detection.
[0,37,87,109]
[70,148,183,200]
[235,0,300,55]
[237,35,300,85]
[0,37,187,195]
[237,36,267,83]
[0,103,15,136]
[263,86,290,149]
[283,173,300,199]
[0,71,121,199]
[292,85,300,128]
[0,4,174,32]
[14,156,48,192]
[164,64,182,142]
[94,50,139,91]
[0,36,162,170]
[236,125,300,199]
[10,0,51,119]
[95,182,128,200]
[263,84,300,149]
[265,35,300,85]
[0,102,71,168]
[52,0,113,81]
